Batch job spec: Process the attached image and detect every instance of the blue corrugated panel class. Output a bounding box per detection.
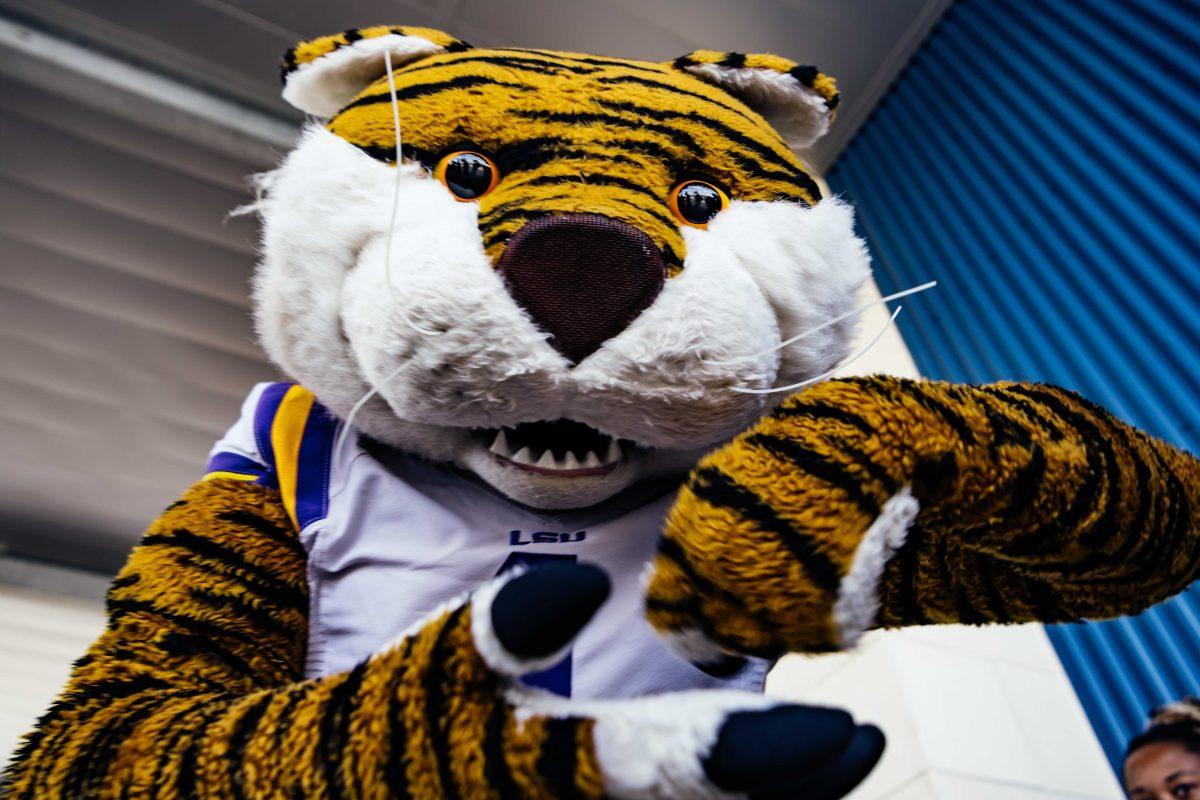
[826,0,1200,774]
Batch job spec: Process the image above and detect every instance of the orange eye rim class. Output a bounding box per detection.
[435,150,500,201]
[668,179,730,229]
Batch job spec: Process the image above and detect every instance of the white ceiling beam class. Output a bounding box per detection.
[0,15,297,166]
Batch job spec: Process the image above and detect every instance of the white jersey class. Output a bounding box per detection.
[206,382,768,699]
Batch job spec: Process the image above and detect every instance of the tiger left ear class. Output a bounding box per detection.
[670,51,839,149]
[281,25,472,117]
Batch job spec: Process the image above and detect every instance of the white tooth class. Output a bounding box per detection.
[511,446,534,465]
[489,429,510,456]
[583,451,602,468]
[536,450,557,469]
[562,452,581,470]
[605,440,622,464]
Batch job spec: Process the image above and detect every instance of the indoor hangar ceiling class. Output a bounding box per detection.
[0,0,949,574]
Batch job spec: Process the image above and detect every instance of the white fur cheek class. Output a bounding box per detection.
[253,126,402,416]
[704,198,871,388]
[570,230,777,448]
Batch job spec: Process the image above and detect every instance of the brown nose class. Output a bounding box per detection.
[496,214,666,364]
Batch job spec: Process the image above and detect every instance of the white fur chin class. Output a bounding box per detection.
[283,35,445,117]
[833,487,920,647]
[682,63,832,149]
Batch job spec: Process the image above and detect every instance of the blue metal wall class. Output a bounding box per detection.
[826,0,1200,774]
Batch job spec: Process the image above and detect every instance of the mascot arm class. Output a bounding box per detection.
[7,477,885,799]
[645,376,1200,659]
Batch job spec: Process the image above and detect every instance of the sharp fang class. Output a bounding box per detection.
[489,429,510,456]
[583,451,602,468]
[536,450,557,469]
[562,452,581,470]
[511,446,534,465]
[604,440,622,465]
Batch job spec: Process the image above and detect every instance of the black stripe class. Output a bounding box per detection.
[514,173,663,205]
[592,98,814,191]
[537,717,584,799]
[216,509,307,561]
[147,698,217,799]
[774,401,876,437]
[656,535,769,624]
[384,639,414,799]
[594,74,756,123]
[892,381,978,446]
[481,195,679,250]
[319,660,368,800]
[337,75,535,114]
[894,522,930,624]
[746,433,881,518]
[494,138,647,175]
[1005,444,1047,518]
[396,53,601,78]
[174,700,231,800]
[188,588,302,642]
[272,684,309,751]
[721,52,747,68]
[788,65,819,86]
[942,538,986,624]
[1008,386,1122,552]
[689,467,842,597]
[228,693,274,800]
[482,694,519,798]
[975,556,1013,623]
[508,48,671,75]
[980,395,1032,452]
[838,441,900,496]
[158,630,263,682]
[425,607,465,800]
[510,109,703,160]
[141,529,307,611]
[979,385,1065,441]
[64,694,163,797]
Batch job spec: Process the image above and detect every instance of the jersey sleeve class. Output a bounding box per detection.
[204,382,339,531]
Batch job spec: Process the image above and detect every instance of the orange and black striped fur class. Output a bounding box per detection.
[316,32,830,270]
[4,479,605,798]
[646,377,1200,658]
[7,23,1200,800]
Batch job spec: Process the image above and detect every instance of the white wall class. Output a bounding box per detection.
[0,583,105,764]
[764,277,1120,798]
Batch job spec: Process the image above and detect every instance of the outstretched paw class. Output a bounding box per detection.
[384,561,882,799]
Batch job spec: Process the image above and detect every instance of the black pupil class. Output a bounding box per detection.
[444,153,493,199]
[676,182,723,224]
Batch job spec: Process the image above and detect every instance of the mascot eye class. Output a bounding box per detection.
[435,151,499,201]
[669,180,729,228]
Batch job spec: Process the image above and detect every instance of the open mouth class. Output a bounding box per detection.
[477,419,633,477]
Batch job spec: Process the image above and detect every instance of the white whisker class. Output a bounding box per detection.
[332,363,407,456]
[704,280,935,366]
[383,49,440,338]
[731,305,903,395]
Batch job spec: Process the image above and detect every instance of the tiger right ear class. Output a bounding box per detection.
[281,26,472,117]
[670,51,839,149]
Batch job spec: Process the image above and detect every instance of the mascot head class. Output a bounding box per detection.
[251,26,870,509]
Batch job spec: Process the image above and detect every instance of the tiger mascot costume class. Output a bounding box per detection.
[6,25,1199,800]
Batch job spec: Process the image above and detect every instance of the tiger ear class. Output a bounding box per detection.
[281,26,472,117]
[669,51,839,149]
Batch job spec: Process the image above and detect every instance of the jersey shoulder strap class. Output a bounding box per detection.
[204,382,339,531]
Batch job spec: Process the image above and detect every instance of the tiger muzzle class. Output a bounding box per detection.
[497,213,666,365]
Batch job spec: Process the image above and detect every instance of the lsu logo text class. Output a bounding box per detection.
[508,530,586,546]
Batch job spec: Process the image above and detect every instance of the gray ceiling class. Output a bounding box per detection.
[0,0,948,574]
